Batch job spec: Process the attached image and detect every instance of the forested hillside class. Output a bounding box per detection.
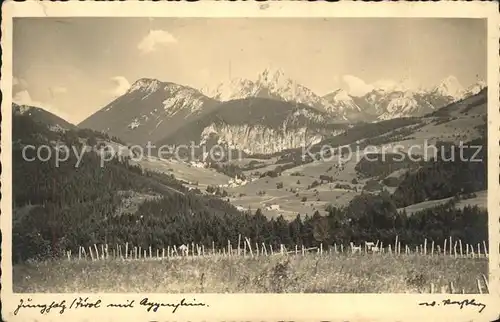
[392,136,487,208]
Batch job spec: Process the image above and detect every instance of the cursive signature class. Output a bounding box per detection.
[418,298,486,313]
[140,297,208,313]
[14,297,101,316]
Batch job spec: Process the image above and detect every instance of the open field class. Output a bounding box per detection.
[398,190,487,215]
[13,253,488,294]
[133,156,231,187]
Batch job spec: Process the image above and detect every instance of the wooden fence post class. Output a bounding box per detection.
[477,279,483,294]
[245,237,253,257]
[482,274,489,293]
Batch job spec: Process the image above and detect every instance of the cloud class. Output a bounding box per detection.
[13,89,74,123]
[109,76,131,97]
[372,77,418,92]
[48,86,68,98]
[372,79,398,91]
[13,77,28,89]
[341,75,374,97]
[138,29,177,54]
[13,90,44,107]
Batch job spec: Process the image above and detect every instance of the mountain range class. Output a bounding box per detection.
[65,68,485,153]
[202,69,485,120]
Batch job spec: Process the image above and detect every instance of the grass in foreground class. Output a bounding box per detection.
[13,253,488,293]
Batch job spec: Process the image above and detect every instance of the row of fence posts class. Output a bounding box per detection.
[68,235,488,261]
[428,274,489,294]
[347,236,488,258]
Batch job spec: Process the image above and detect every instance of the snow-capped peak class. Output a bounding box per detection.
[201,78,257,101]
[322,89,361,113]
[434,75,464,98]
[202,67,331,113]
[464,79,486,96]
[257,67,287,86]
[128,78,162,94]
[331,89,352,102]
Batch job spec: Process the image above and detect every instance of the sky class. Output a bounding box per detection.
[12,18,487,124]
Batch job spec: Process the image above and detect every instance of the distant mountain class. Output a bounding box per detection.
[346,77,486,121]
[432,75,465,99]
[12,103,77,131]
[202,68,346,120]
[157,97,346,155]
[322,89,363,120]
[427,87,487,118]
[463,80,487,97]
[203,69,485,122]
[79,78,220,145]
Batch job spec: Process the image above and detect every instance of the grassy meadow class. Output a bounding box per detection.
[13,253,488,294]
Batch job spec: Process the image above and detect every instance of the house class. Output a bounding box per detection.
[266,204,280,211]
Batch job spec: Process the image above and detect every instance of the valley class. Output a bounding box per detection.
[11,70,489,274]
[117,87,487,220]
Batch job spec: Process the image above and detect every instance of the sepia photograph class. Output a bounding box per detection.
[1,1,499,321]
